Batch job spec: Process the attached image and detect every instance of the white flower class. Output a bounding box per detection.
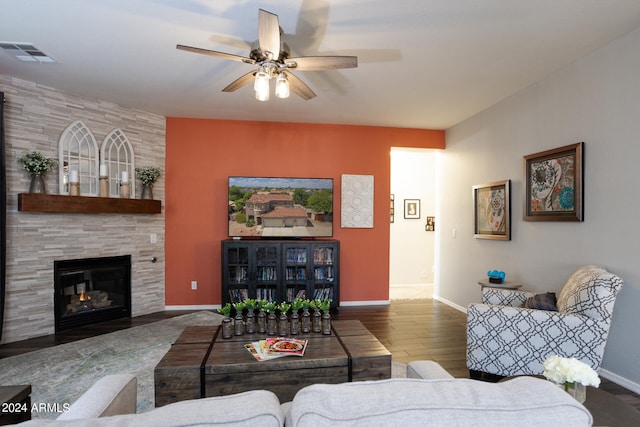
[543,355,600,387]
[135,166,162,184]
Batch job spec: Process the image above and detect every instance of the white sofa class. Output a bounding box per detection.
[16,361,592,426]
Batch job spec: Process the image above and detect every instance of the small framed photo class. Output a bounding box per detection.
[524,142,583,221]
[404,199,420,219]
[390,194,395,223]
[426,216,435,231]
[473,180,511,240]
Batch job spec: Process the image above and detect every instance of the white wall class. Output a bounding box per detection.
[389,148,437,285]
[439,26,640,391]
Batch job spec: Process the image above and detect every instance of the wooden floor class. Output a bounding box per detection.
[1,299,638,412]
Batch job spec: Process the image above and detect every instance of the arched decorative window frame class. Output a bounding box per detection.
[58,120,99,196]
[101,129,135,197]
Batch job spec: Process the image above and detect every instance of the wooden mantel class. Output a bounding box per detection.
[18,193,161,214]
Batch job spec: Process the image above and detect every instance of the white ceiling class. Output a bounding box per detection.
[2,0,640,130]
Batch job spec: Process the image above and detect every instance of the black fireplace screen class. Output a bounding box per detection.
[54,255,131,331]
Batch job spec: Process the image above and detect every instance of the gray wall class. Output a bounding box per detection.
[438,26,640,392]
[0,75,166,344]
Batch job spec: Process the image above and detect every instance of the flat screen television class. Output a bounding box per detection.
[228,176,333,238]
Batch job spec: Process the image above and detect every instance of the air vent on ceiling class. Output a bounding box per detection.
[0,42,56,63]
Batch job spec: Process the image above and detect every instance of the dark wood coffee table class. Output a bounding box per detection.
[154,320,391,406]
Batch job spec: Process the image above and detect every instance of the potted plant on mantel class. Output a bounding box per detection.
[135,166,162,200]
[17,151,58,194]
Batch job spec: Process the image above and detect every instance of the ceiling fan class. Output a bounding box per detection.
[176,9,357,101]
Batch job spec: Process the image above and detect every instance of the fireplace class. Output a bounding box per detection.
[54,255,132,332]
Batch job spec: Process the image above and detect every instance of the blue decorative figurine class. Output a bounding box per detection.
[487,270,505,284]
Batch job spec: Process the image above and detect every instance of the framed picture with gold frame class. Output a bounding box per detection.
[473,179,511,240]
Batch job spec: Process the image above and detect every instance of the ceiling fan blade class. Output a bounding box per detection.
[258,9,280,60]
[222,71,257,92]
[176,44,255,65]
[282,70,316,100]
[285,56,358,70]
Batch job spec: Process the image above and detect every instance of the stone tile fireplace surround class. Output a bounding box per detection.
[1,74,166,344]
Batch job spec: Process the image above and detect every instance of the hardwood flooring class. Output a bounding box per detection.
[1,299,638,413]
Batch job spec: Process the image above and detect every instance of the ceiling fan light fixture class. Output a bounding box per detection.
[254,69,270,101]
[275,72,290,99]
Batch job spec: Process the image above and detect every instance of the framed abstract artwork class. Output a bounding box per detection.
[404,199,420,219]
[524,142,583,222]
[473,179,511,240]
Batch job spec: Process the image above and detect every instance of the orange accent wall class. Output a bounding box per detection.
[165,118,445,306]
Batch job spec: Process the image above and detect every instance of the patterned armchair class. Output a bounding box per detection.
[467,265,623,378]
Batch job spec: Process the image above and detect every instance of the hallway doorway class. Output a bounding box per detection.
[389,147,438,299]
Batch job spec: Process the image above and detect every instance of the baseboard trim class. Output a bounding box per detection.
[340,300,390,306]
[433,295,467,313]
[599,367,640,395]
[165,304,219,310]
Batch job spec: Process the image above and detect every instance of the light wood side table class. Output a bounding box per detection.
[478,279,522,291]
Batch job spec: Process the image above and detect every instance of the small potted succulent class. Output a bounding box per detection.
[232,301,245,336]
[263,301,277,336]
[218,303,233,339]
[309,299,321,333]
[290,298,305,335]
[17,151,58,194]
[300,298,311,333]
[256,299,269,333]
[317,299,333,335]
[243,299,257,334]
[277,302,291,336]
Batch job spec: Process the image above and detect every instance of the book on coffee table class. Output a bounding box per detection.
[245,337,308,361]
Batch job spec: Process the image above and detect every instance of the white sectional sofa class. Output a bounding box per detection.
[15,361,592,426]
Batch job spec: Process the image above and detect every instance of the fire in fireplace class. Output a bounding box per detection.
[54,255,132,331]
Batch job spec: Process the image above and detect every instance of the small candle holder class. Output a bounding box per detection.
[99,176,109,198]
[120,181,130,198]
[69,182,80,196]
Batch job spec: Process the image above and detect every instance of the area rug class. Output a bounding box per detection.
[0,311,407,419]
[0,311,222,419]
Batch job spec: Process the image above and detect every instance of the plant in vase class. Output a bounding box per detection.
[218,303,233,339]
[300,298,311,333]
[290,298,305,335]
[135,166,162,200]
[277,302,291,336]
[263,301,277,336]
[542,355,600,403]
[256,299,268,333]
[17,151,58,194]
[318,298,332,335]
[243,298,257,334]
[310,299,322,333]
[232,301,245,336]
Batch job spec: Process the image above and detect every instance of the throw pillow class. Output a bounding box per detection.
[522,292,558,311]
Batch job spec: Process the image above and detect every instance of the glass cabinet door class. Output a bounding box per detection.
[312,245,335,300]
[254,244,279,302]
[225,245,249,302]
[284,245,308,302]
